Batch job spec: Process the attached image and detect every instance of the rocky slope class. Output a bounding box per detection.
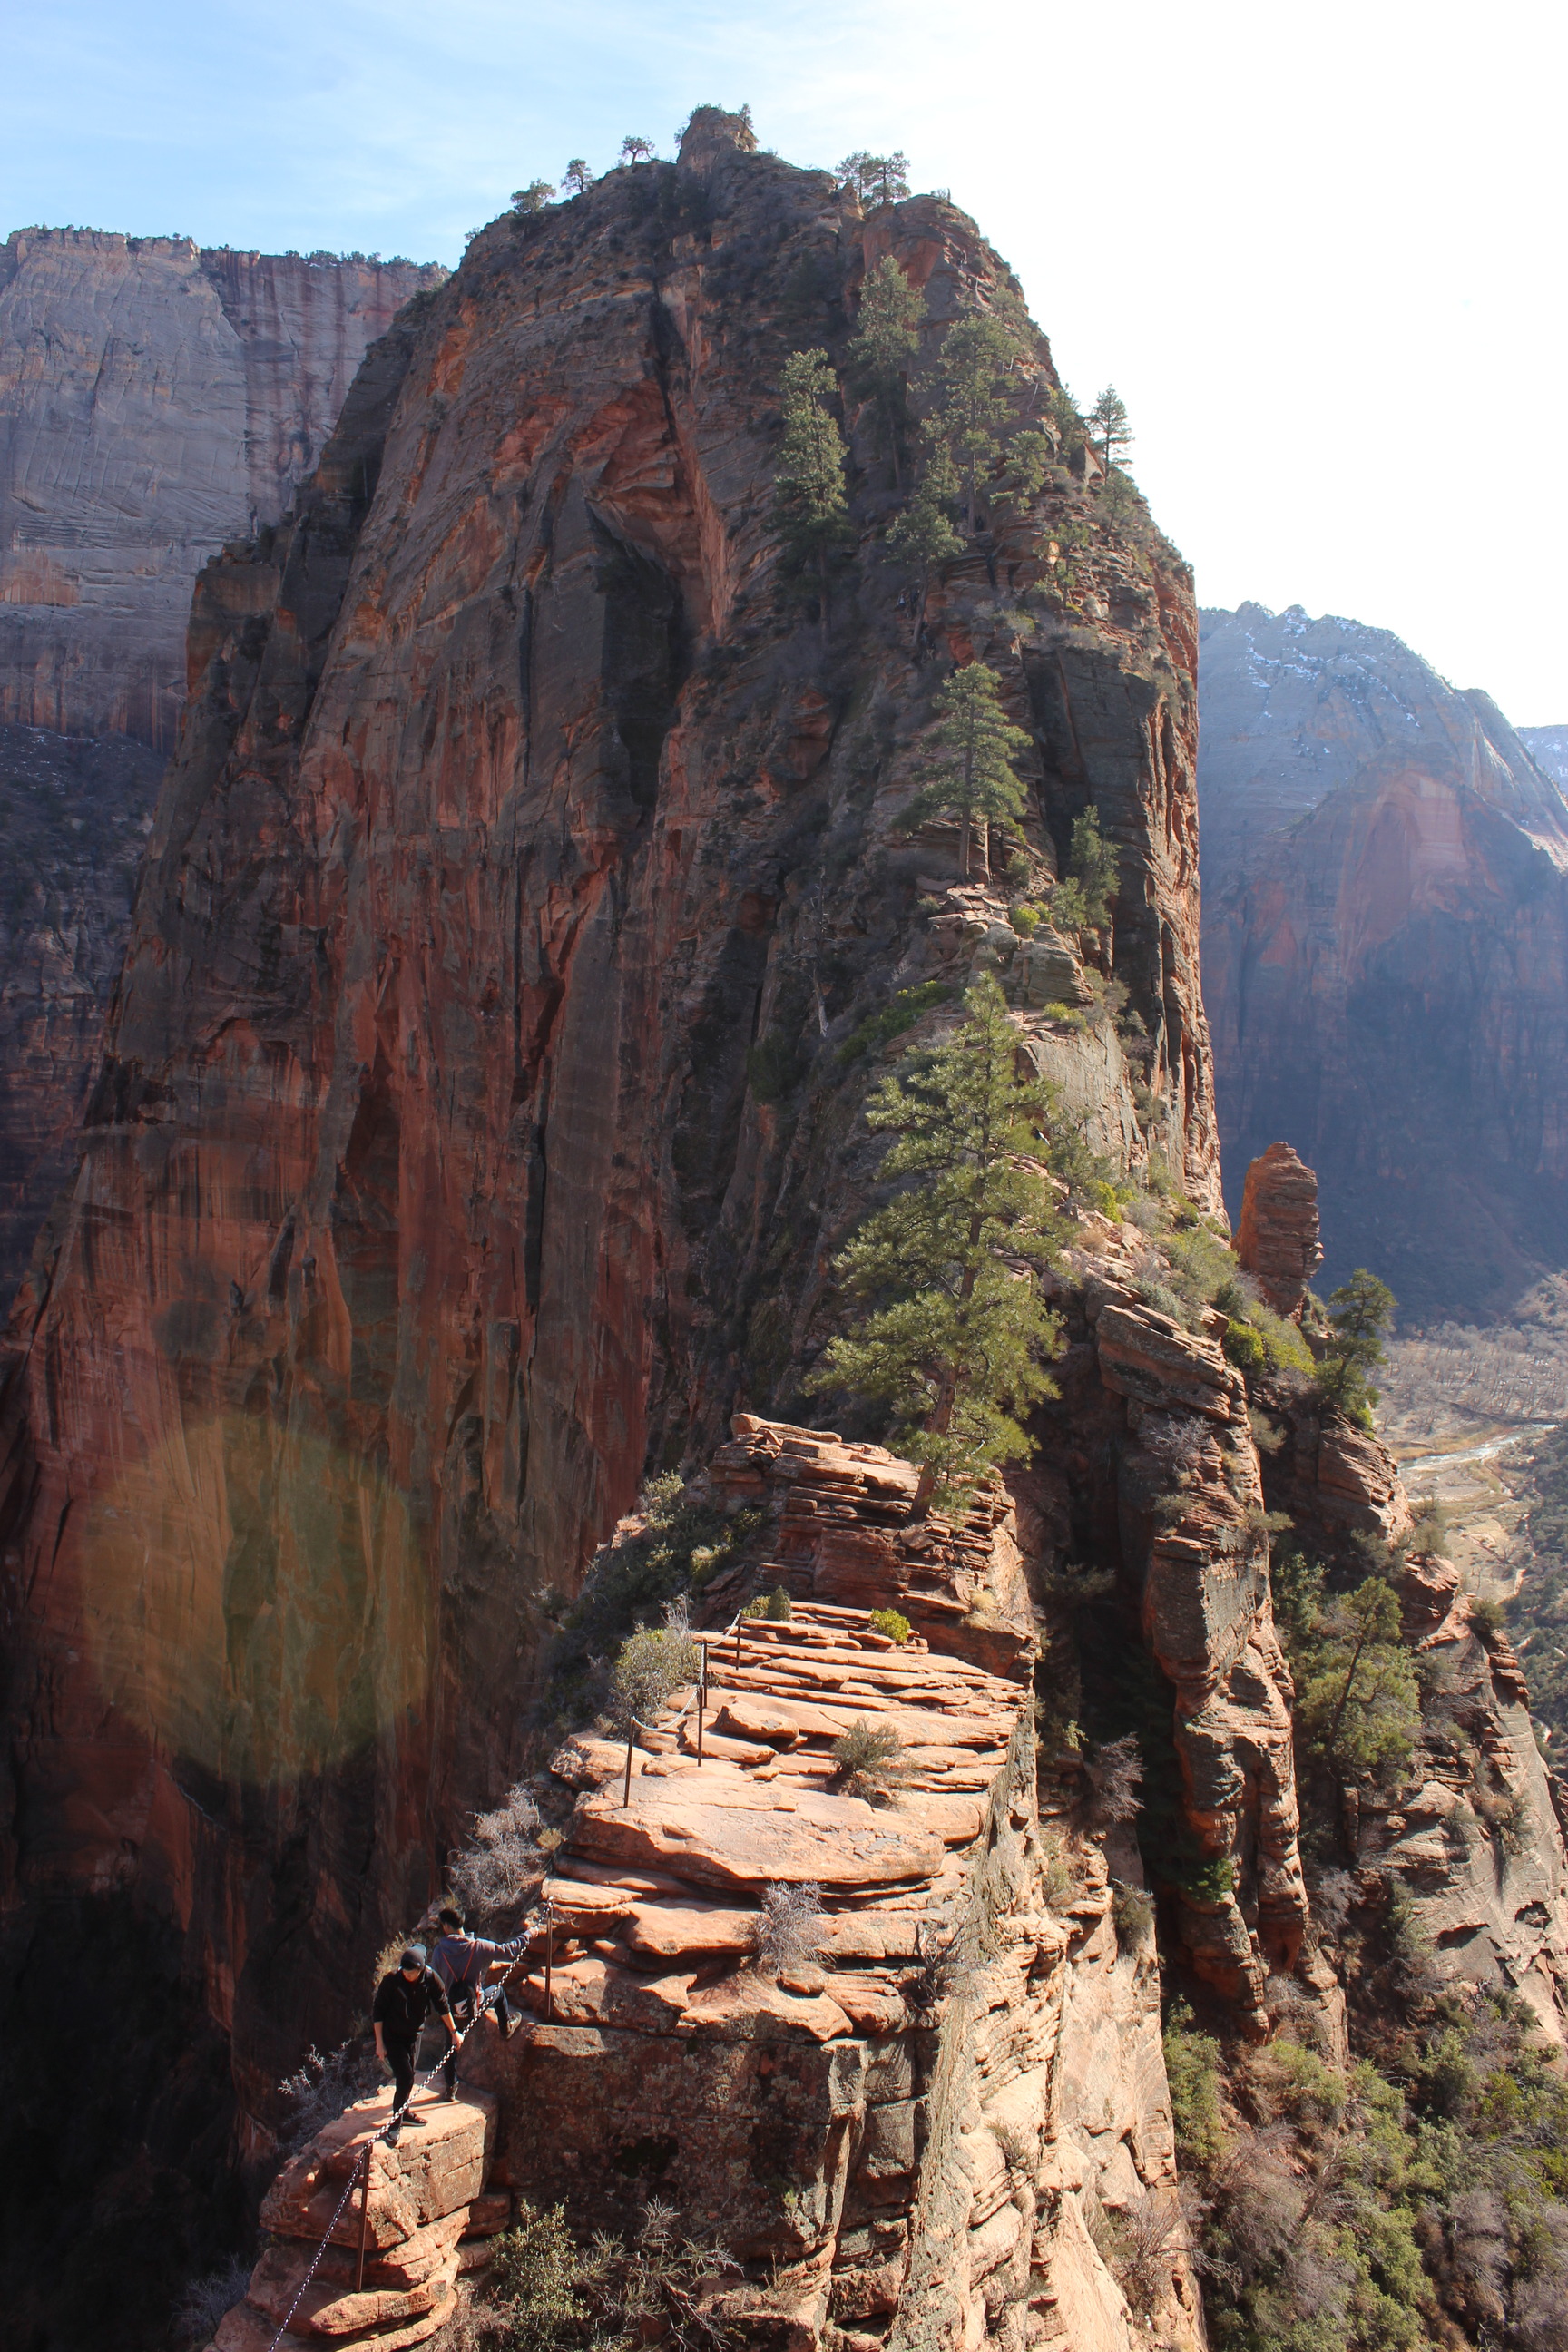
[0,228,443,750]
[0,113,1256,2344]
[1200,602,1568,1319]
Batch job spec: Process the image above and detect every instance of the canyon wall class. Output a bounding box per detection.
[0,114,1252,2337]
[1200,602,1568,1319]
[0,228,444,750]
[0,231,443,1316]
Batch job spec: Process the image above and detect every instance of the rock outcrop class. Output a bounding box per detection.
[0,229,443,750]
[1200,602,1568,1318]
[1234,1141,1322,1321]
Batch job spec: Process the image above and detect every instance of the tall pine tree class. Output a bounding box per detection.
[1088,385,1132,471]
[898,662,1032,880]
[772,348,850,628]
[887,446,962,649]
[807,975,1063,1509]
[928,311,1024,530]
[847,257,926,486]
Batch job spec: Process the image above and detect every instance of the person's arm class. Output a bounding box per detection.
[371,1978,389,2063]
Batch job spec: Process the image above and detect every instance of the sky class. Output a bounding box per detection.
[6,0,1565,725]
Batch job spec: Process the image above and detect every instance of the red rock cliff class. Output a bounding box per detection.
[0,121,1224,2303]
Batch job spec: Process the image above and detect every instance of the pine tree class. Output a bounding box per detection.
[1088,385,1132,471]
[837,151,912,208]
[897,662,1032,880]
[561,159,594,196]
[511,182,554,215]
[771,348,850,628]
[847,257,926,486]
[929,311,1024,531]
[886,446,962,649]
[1069,806,1119,929]
[620,137,655,164]
[1316,1269,1396,1423]
[806,975,1063,1510]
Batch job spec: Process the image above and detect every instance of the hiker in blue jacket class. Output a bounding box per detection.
[429,1905,526,2097]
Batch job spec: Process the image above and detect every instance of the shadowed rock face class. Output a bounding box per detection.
[1200,603,1568,1319]
[0,723,164,1308]
[0,229,444,750]
[0,122,1227,2331]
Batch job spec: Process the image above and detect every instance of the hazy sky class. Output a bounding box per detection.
[7,0,1564,723]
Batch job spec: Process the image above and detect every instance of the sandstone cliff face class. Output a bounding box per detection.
[0,120,1250,2336]
[1200,602,1568,1318]
[0,228,443,750]
[210,1418,1201,2352]
[0,722,163,1309]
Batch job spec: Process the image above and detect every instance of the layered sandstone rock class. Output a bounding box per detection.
[452,1421,1200,2352]
[1234,1141,1322,1320]
[0,229,442,750]
[211,2090,501,2349]
[0,111,1221,2204]
[1200,602,1568,1318]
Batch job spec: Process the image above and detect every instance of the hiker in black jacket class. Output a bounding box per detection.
[430,1905,525,2097]
[371,1946,456,2142]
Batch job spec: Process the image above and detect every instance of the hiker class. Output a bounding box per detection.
[371,1945,456,2143]
[429,1904,526,2097]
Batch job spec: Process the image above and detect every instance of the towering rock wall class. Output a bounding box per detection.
[0,116,1256,2337]
[0,231,444,1314]
[0,228,444,750]
[1199,602,1568,1318]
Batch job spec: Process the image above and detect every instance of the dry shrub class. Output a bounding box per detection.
[1083,1733,1143,1831]
[447,1784,544,1927]
[1091,2190,1194,2318]
[277,2034,383,2154]
[832,1718,906,1803]
[751,1882,825,1976]
[174,2255,252,2345]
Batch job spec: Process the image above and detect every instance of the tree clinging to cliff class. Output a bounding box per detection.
[838,151,911,208]
[619,136,655,163]
[897,662,1032,881]
[807,975,1063,1510]
[1088,385,1132,471]
[561,158,594,195]
[928,310,1025,531]
[1315,1269,1396,1425]
[511,182,554,214]
[771,348,850,624]
[847,256,926,486]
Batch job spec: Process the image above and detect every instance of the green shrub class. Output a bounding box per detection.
[1009,902,1041,936]
[1223,1317,1267,1375]
[1163,2000,1226,2172]
[867,1607,912,1643]
[836,980,952,1064]
[482,2197,739,2351]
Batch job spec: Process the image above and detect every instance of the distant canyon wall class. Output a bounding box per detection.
[0,229,444,750]
[1199,603,1568,1323]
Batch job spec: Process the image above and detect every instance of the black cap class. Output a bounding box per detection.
[400,1945,426,1969]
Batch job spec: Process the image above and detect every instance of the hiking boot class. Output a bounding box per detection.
[445,2081,460,2101]
[403,2110,427,2127]
[385,2125,402,2146]
[499,2015,516,2041]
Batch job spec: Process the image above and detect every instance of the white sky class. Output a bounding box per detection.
[6,0,1565,722]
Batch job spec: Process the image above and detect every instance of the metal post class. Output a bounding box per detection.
[696,1648,705,1764]
[544,1904,554,2024]
[354,2142,372,2291]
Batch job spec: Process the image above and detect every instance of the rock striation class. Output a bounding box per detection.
[0,228,443,750]
[0,721,164,1308]
[1234,1141,1322,1320]
[1200,602,1568,1318]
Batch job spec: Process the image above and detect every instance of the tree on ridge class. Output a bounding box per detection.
[771,348,851,631]
[806,974,1064,1512]
[897,661,1032,880]
[847,256,926,487]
